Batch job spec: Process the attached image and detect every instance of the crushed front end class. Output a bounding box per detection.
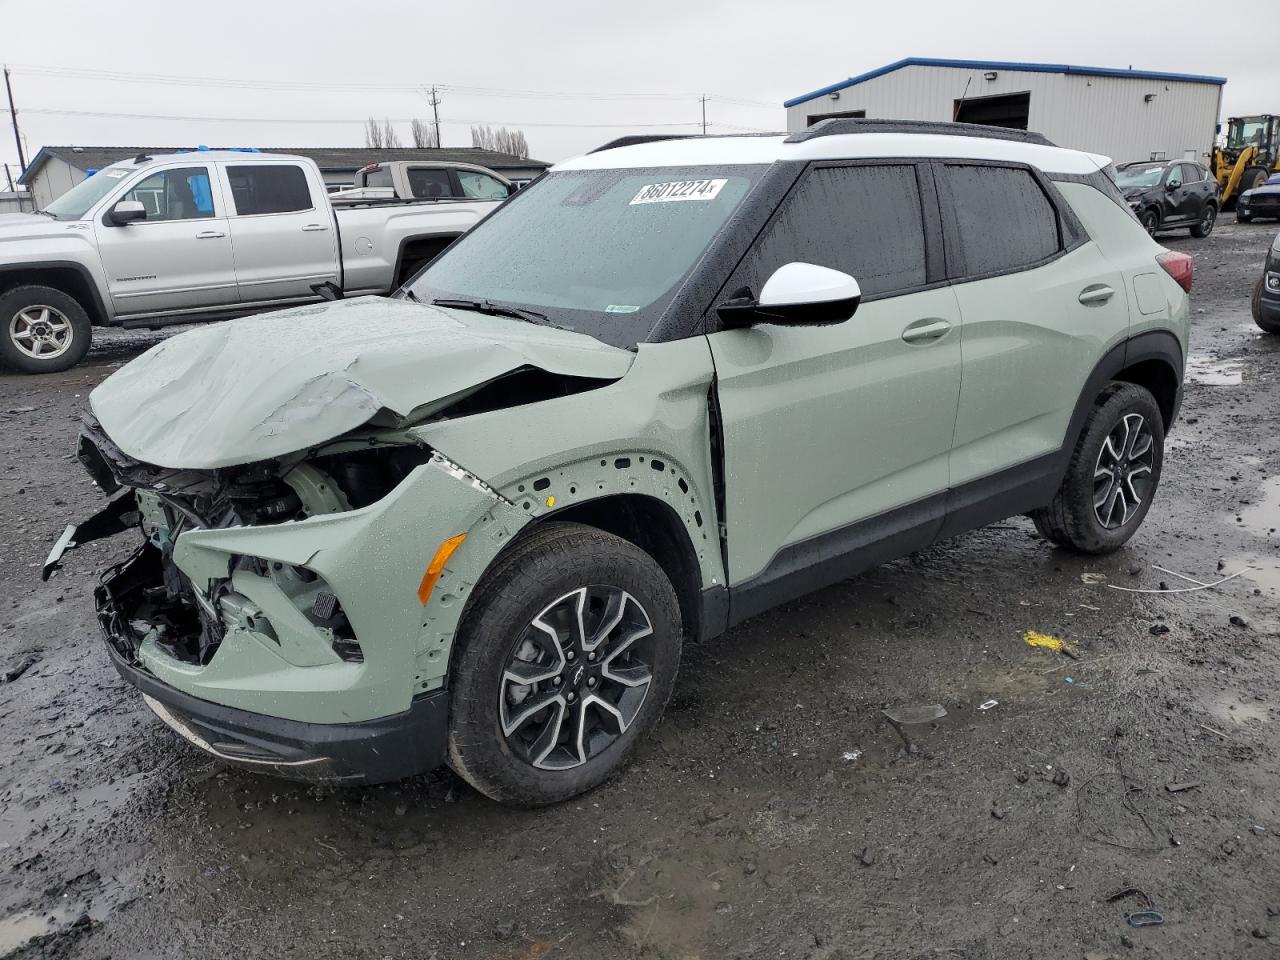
[62,417,519,783]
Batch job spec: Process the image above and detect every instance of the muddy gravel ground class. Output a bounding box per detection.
[2,222,1279,960]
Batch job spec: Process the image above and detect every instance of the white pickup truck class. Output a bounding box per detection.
[0,150,503,373]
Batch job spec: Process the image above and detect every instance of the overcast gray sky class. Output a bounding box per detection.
[1,0,1277,175]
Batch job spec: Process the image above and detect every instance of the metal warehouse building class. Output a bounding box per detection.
[785,58,1226,165]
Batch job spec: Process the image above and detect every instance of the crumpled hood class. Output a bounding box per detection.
[90,296,635,469]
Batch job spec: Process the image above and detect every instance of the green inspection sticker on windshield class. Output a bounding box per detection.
[630,179,727,205]
[605,305,640,313]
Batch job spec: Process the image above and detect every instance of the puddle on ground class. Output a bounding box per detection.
[1228,554,1280,594]
[1186,355,1244,386]
[1232,477,1280,539]
[1206,692,1272,726]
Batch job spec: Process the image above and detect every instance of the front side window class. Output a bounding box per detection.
[731,164,928,301]
[406,164,765,349]
[944,164,1060,276]
[1228,118,1269,150]
[123,167,215,222]
[457,169,511,200]
[226,164,312,215]
[406,168,453,199]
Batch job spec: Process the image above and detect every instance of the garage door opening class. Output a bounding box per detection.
[807,110,866,127]
[953,92,1030,130]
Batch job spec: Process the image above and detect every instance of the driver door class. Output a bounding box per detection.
[706,162,962,613]
[93,164,238,317]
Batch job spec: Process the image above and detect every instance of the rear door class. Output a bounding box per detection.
[222,161,338,303]
[93,164,237,316]
[936,162,1130,503]
[708,162,962,593]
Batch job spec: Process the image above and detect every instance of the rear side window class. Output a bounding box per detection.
[736,164,928,299]
[944,165,1060,276]
[363,166,393,188]
[406,168,453,199]
[226,165,313,215]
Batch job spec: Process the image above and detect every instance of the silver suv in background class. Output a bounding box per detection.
[0,151,504,374]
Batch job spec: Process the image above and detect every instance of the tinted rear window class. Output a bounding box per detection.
[944,165,1060,276]
[227,165,313,215]
[736,164,928,299]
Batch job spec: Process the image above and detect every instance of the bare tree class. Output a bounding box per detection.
[410,118,439,148]
[470,124,530,158]
[381,118,402,149]
[364,116,384,149]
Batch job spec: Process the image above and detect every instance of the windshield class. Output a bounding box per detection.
[43,165,134,220]
[405,165,765,349]
[1115,164,1166,189]
[1227,118,1269,150]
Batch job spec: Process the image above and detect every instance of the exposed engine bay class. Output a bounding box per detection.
[74,417,433,669]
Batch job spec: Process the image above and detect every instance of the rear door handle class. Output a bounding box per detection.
[196,230,226,239]
[1078,284,1115,305]
[901,318,951,344]
[302,223,329,232]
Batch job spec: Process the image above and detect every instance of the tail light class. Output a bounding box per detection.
[1157,251,1193,293]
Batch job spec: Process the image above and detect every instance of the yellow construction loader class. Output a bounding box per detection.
[1213,115,1280,207]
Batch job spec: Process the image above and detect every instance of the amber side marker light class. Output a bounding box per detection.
[418,534,467,605]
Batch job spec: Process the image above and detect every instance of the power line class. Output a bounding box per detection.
[20,106,710,130]
[7,63,779,110]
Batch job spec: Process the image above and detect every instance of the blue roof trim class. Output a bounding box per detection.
[783,57,1228,108]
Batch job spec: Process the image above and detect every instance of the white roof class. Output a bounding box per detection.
[105,150,309,168]
[556,133,1110,176]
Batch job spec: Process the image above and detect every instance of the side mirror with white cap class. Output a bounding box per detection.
[716,262,861,329]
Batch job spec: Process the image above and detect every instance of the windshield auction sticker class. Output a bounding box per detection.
[630,179,727,205]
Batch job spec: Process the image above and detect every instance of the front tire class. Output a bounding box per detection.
[0,285,92,374]
[447,522,682,806]
[1031,384,1165,554]
[1190,204,1216,238]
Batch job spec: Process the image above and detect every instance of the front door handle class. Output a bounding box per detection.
[1078,284,1115,305]
[196,230,226,239]
[901,318,951,344]
[302,223,329,232]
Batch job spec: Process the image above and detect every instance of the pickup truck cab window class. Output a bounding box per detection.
[226,164,313,216]
[456,169,510,200]
[124,167,215,222]
[406,168,452,199]
[406,165,766,350]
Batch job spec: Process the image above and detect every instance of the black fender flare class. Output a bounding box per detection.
[0,260,111,326]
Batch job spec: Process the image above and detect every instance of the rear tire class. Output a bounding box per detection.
[1139,208,1159,236]
[1031,383,1165,554]
[1190,203,1216,238]
[447,522,682,806]
[1241,166,1269,194]
[0,285,92,374]
[1255,277,1280,334]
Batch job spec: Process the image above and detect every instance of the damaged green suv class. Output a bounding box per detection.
[50,121,1191,805]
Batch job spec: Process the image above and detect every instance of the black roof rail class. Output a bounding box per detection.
[589,134,699,154]
[589,131,788,154]
[785,118,1056,148]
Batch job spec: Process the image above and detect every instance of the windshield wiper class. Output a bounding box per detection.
[431,297,561,329]
[401,288,421,303]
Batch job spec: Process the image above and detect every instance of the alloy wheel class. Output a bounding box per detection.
[499,585,655,771]
[1093,412,1155,529]
[9,305,74,360]
[1201,206,1216,233]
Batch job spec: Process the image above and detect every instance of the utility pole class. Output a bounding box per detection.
[428,86,442,148]
[699,95,708,135]
[4,65,27,175]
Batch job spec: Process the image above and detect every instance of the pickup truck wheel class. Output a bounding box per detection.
[1031,383,1164,554]
[447,522,682,806]
[0,285,92,374]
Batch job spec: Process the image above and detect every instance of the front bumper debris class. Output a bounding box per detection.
[42,491,137,581]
